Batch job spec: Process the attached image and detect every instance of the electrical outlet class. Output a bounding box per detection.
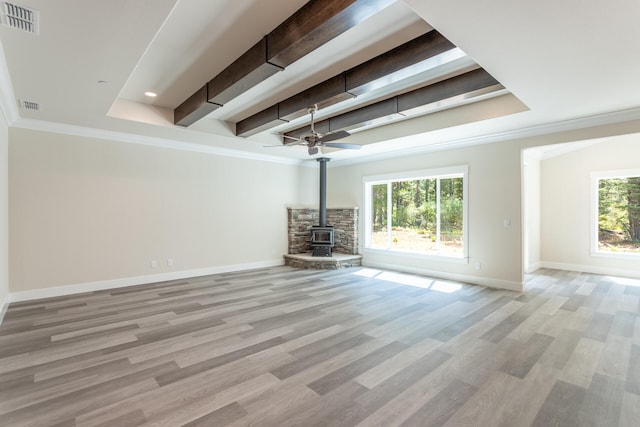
[167,258,173,267]
[475,262,482,271]
[151,260,157,268]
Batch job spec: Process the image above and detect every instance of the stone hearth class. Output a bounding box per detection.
[285,207,361,269]
[283,253,361,270]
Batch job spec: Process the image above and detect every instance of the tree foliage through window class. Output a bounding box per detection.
[369,173,464,257]
[598,175,640,253]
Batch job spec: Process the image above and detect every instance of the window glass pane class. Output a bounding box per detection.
[371,184,388,248]
[598,176,640,254]
[439,177,464,256]
[389,179,438,253]
[364,167,466,258]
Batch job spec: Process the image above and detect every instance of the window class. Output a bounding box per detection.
[364,166,468,259]
[592,169,640,256]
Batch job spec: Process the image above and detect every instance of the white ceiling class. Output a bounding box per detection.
[0,0,639,164]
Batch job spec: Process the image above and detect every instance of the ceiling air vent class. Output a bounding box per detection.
[2,2,38,34]
[21,100,40,111]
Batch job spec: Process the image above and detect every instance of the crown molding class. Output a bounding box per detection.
[11,117,304,166]
[328,106,640,167]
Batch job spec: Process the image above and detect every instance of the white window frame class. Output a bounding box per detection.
[363,165,468,262]
[590,168,640,259]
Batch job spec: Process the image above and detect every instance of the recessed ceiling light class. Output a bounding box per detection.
[144,91,157,97]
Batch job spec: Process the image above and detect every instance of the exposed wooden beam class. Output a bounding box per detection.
[345,30,455,95]
[235,105,286,137]
[267,0,395,68]
[174,0,395,127]
[283,68,503,139]
[236,30,458,137]
[174,86,221,127]
[397,68,501,115]
[207,37,283,106]
[278,74,355,122]
[330,97,400,131]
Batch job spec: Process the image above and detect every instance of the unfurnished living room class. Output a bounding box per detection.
[0,1,639,426]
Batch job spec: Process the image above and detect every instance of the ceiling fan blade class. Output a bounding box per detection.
[317,130,350,143]
[323,142,361,150]
[280,133,311,146]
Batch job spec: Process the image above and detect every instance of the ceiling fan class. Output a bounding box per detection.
[280,105,362,155]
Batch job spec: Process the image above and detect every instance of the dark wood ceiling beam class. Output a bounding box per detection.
[235,105,287,137]
[345,30,455,95]
[329,97,401,131]
[174,0,395,127]
[207,37,283,106]
[397,68,502,115]
[284,98,400,138]
[283,68,502,139]
[236,29,458,137]
[174,86,221,127]
[278,74,355,122]
[267,0,396,68]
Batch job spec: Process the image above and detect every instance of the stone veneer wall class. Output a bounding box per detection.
[287,207,359,255]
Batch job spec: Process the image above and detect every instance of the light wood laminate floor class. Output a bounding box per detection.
[1,266,639,426]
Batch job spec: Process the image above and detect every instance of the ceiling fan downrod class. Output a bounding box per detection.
[308,104,318,136]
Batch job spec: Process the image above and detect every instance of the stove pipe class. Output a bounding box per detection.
[317,157,329,227]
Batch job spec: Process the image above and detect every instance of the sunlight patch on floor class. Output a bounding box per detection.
[606,275,640,288]
[430,281,463,293]
[352,268,462,293]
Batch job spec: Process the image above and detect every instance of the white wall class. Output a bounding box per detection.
[523,152,541,273]
[6,115,640,299]
[540,134,640,278]
[9,128,303,295]
[0,110,8,317]
[327,140,524,290]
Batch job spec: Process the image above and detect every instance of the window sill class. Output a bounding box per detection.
[591,250,640,260]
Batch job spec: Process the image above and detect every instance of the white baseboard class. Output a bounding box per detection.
[361,260,524,292]
[539,261,640,279]
[8,259,285,303]
[524,261,541,274]
[0,293,8,324]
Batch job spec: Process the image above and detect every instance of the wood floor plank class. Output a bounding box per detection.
[399,378,478,427]
[0,266,637,426]
[182,401,247,427]
[625,343,640,395]
[499,333,554,379]
[307,341,408,395]
[440,370,522,427]
[577,373,625,427]
[619,390,640,427]
[531,380,587,427]
[481,363,561,427]
[596,334,632,380]
[560,337,605,388]
[354,337,442,389]
[354,349,452,414]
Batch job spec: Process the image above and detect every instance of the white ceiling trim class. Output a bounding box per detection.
[11,117,304,166]
[329,106,640,167]
[8,103,640,170]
